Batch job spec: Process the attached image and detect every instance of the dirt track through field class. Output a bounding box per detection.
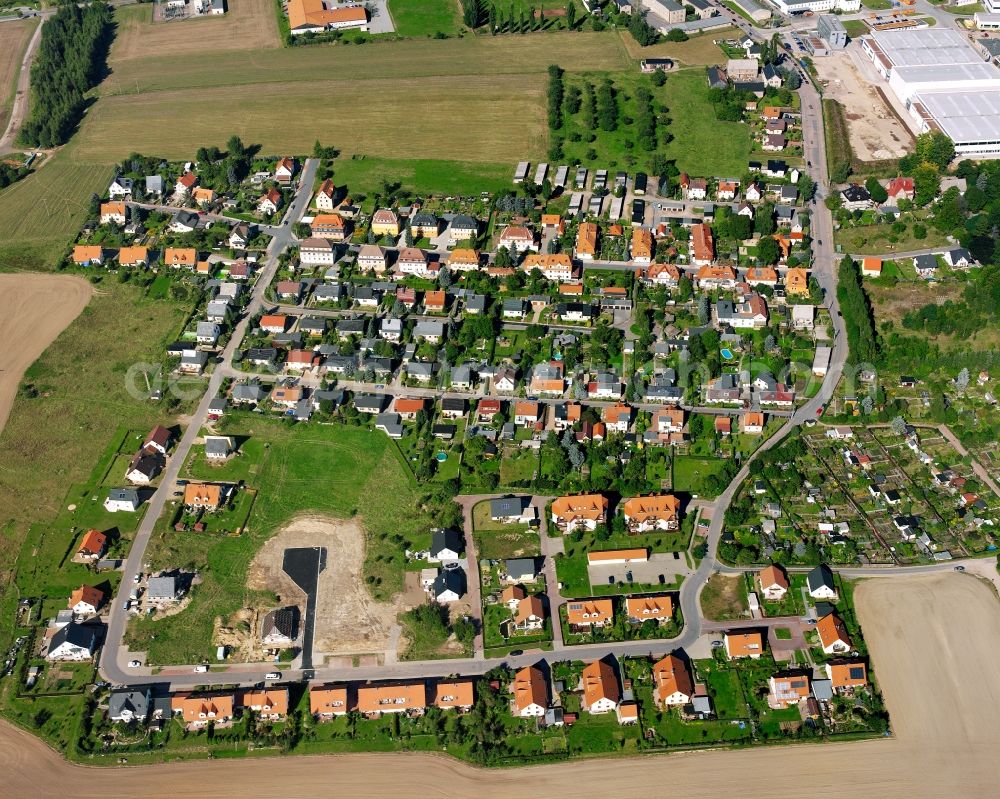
[1,571,996,796]
[0,274,92,434]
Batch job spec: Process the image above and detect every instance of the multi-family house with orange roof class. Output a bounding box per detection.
[551,494,609,533]
[622,494,681,532]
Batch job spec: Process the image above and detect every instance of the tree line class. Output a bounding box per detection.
[837,255,878,364]
[20,2,115,148]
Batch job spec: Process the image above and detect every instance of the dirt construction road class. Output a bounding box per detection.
[0,274,92,434]
[1,571,997,797]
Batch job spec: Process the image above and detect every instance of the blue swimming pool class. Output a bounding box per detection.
[720,348,734,360]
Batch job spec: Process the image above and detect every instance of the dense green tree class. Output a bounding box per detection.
[20,2,115,148]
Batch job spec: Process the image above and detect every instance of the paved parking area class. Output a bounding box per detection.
[587,551,690,589]
[366,0,395,34]
[282,546,326,670]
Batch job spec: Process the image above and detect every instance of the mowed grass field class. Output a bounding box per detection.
[387,0,461,37]
[0,17,37,133]
[0,154,113,270]
[332,156,513,195]
[130,421,434,664]
[662,68,751,176]
[618,27,735,66]
[75,73,549,162]
[110,0,279,62]
[99,31,632,95]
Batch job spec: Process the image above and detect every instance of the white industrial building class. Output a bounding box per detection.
[863,28,1000,159]
[770,0,859,15]
[729,0,771,22]
[974,12,1000,30]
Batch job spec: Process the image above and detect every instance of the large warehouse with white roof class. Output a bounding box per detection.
[862,28,1000,158]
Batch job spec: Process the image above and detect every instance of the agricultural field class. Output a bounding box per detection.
[128,419,435,664]
[99,31,632,95]
[0,154,113,270]
[110,0,280,62]
[0,17,37,133]
[75,74,548,164]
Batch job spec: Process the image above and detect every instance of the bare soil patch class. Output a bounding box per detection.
[699,572,747,620]
[0,274,92,435]
[813,51,911,161]
[111,0,279,64]
[247,514,421,661]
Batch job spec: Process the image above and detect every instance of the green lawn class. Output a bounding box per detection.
[695,659,749,719]
[834,222,950,256]
[554,67,750,177]
[499,446,539,486]
[672,455,730,497]
[472,501,541,559]
[332,156,514,198]
[127,420,434,664]
[841,19,869,38]
[386,0,461,38]
[182,435,268,483]
[662,69,752,177]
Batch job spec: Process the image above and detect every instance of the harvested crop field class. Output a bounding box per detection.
[0,274,92,433]
[248,515,411,661]
[4,572,997,795]
[0,155,113,267]
[111,0,279,62]
[100,31,632,95]
[0,17,37,132]
[76,74,547,163]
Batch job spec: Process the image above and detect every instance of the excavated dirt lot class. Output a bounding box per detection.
[247,515,425,661]
[813,50,911,161]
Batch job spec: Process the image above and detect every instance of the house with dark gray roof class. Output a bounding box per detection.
[807,564,838,600]
[505,557,538,582]
[261,606,299,645]
[231,382,267,405]
[430,528,464,561]
[433,567,466,602]
[489,495,533,523]
[355,393,388,414]
[109,688,152,723]
[147,576,179,602]
[375,412,404,438]
[47,622,96,661]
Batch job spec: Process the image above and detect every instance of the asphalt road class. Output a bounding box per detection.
[99,158,319,686]
[282,546,325,671]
